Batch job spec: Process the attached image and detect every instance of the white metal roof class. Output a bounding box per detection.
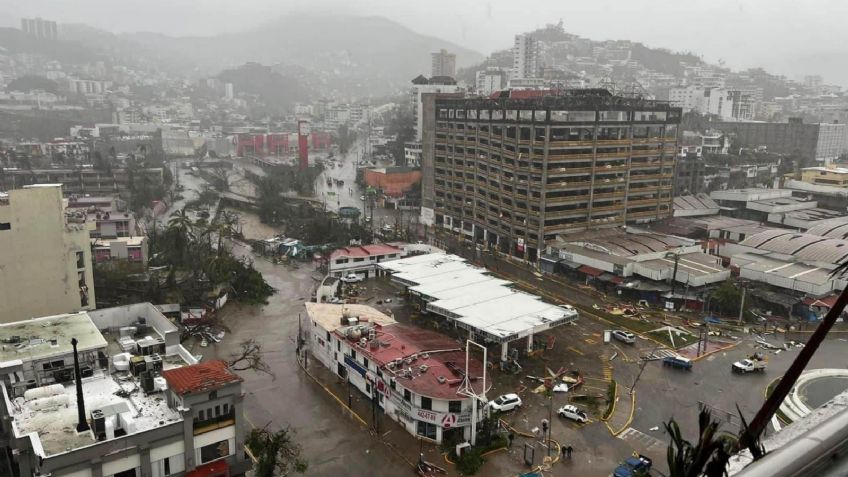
[410,273,510,299]
[382,253,577,342]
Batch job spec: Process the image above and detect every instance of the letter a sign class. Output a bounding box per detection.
[442,413,458,429]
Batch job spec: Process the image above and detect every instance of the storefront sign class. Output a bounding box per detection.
[344,355,366,377]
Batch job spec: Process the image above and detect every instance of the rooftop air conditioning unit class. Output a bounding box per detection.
[437,376,446,384]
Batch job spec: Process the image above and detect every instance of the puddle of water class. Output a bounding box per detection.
[800,376,848,408]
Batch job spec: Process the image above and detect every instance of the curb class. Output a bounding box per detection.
[607,391,636,437]
[691,341,739,362]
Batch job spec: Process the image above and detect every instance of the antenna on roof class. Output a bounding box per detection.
[71,338,90,433]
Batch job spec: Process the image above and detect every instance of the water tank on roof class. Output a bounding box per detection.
[29,394,69,411]
[23,384,64,401]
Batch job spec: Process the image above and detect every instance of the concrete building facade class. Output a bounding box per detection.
[0,185,95,323]
[712,118,848,165]
[431,49,456,78]
[20,17,58,40]
[411,76,463,142]
[668,86,735,120]
[475,67,507,96]
[512,34,540,80]
[425,89,681,262]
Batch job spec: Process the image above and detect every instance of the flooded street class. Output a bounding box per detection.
[209,244,411,475]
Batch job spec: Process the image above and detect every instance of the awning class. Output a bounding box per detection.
[578,265,604,277]
[186,461,230,477]
[559,260,581,269]
[597,273,623,284]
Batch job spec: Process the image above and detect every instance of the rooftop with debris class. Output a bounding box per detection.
[0,307,196,457]
[0,312,107,366]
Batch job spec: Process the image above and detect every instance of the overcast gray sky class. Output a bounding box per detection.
[2,0,845,83]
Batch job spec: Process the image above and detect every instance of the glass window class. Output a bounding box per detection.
[599,111,629,121]
[199,439,232,464]
[421,397,432,410]
[438,109,448,119]
[551,110,596,122]
[404,389,412,401]
[505,109,518,120]
[449,400,462,413]
[416,421,438,440]
[535,110,547,121]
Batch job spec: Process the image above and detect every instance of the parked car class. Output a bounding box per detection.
[663,356,693,371]
[340,273,364,283]
[612,454,653,477]
[557,404,588,423]
[612,330,636,344]
[486,393,522,412]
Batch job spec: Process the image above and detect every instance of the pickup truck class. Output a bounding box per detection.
[732,358,767,373]
[612,454,652,477]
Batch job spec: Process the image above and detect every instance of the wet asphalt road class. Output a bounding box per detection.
[210,250,412,476]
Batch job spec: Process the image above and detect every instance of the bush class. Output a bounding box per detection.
[456,447,485,475]
[603,381,617,420]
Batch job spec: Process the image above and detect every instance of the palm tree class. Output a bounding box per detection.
[665,409,733,477]
[164,208,195,267]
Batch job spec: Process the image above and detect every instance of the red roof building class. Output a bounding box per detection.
[328,243,404,278]
[162,360,243,396]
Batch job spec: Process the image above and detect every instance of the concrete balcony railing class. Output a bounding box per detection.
[546,180,593,189]
[549,140,595,148]
[627,198,661,207]
[627,210,662,219]
[591,190,627,200]
[547,166,594,175]
[545,209,589,220]
[545,195,590,206]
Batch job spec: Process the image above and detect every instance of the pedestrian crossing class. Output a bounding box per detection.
[618,427,665,452]
[642,348,677,361]
[602,357,614,382]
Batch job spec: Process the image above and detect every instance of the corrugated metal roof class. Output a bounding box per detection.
[162,360,242,396]
[739,230,848,264]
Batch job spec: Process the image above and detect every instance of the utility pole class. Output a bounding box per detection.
[631,343,660,395]
[667,251,680,296]
[738,284,747,323]
[547,391,553,457]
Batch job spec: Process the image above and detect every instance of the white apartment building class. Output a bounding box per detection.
[669,86,735,120]
[475,67,507,96]
[431,49,456,78]
[411,78,462,141]
[512,34,540,80]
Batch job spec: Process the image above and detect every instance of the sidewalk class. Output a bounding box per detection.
[604,385,636,437]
